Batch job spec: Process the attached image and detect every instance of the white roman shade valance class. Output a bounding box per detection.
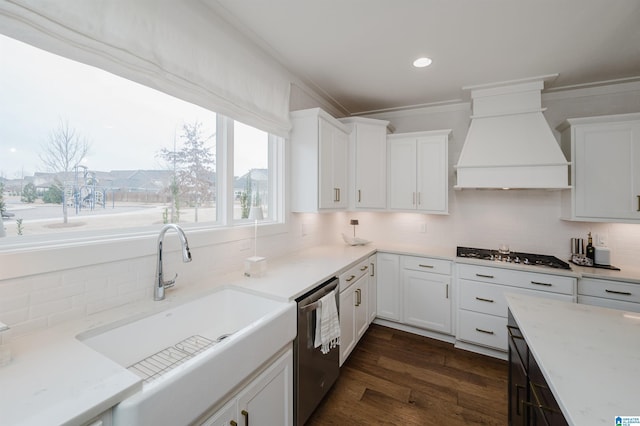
[0,0,291,137]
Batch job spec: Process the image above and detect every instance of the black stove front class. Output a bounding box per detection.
[456,246,571,270]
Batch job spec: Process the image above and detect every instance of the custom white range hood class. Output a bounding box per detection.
[455,75,570,189]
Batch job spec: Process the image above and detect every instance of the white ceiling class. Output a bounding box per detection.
[205,0,640,115]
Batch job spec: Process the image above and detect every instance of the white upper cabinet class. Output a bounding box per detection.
[559,113,640,222]
[388,130,451,214]
[290,108,349,212]
[339,117,390,209]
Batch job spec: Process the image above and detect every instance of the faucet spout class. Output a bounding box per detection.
[154,224,192,301]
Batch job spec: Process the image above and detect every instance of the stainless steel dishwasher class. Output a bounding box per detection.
[294,277,340,426]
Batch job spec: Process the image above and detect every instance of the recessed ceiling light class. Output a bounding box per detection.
[413,57,432,68]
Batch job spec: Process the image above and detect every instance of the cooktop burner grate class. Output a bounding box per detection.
[456,246,571,270]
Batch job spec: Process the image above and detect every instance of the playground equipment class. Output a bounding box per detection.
[63,165,106,214]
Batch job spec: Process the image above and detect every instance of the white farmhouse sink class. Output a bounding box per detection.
[77,286,296,426]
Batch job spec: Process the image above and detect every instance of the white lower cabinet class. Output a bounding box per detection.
[339,259,371,366]
[376,253,453,335]
[578,277,640,312]
[199,347,293,426]
[402,268,451,334]
[457,309,508,350]
[339,281,357,364]
[456,264,576,352]
[367,254,377,325]
[376,253,401,321]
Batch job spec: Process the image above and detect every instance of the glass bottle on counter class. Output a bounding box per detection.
[586,232,595,263]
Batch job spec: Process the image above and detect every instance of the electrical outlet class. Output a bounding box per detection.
[420,223,427,233]
[596,233,607,246]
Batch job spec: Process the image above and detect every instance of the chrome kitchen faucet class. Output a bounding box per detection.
[154,224,192,301]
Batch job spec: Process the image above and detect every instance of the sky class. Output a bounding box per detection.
[0,34,267,179]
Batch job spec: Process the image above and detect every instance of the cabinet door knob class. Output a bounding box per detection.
[637,195,639,212]
[241,409,249,426]
[475,327,495,335]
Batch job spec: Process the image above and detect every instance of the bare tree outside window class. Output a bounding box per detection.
[39,119,91,224]
[158,121,215,223]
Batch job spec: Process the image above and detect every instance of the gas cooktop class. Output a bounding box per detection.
[456,246,572,270]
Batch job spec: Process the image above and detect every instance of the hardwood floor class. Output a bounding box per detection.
[306,324,508,425]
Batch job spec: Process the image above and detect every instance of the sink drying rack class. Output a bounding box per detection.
[127,334,231,383]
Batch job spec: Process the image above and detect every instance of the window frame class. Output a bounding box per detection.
[0,115,286,280]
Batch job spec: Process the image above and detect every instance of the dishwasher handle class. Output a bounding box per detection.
[300,300,322,313]
[296,277,339,311]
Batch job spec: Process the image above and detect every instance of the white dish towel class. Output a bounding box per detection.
[314,290,340,354]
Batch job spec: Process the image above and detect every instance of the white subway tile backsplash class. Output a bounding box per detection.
[30,283,85,305]
[30,298,73,320]
[0,294,29,312]
[49,307,86,327]
[1,307,29,326]
[30,277,62,291]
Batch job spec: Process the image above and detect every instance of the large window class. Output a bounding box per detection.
[0,34,280,241]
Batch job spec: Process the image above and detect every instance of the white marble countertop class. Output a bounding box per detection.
[506,293,640,426]
[570,263,640,284]
[234,244,377,300]
[0,241,637,426]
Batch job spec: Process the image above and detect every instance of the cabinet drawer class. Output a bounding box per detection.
[402,256,451,275]
[458,310,508,351]
[578,278,640,304]
[459,280,575,317]
[459,280,509,317]
[578,295,640,313]
[340,258,370,292]
[457,264,575,295]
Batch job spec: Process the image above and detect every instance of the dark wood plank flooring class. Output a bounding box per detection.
[307,324,508,425]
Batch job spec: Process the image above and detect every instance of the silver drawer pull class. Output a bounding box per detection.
[475,273,494,279]
[345,275,356,282]
[360,265,368,272]
[475,327,495,335]
[531,281,552,287]
[605,289,632,296]
[475,296,495,303]
[419,264,434,269]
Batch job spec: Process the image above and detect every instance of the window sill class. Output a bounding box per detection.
[0,222,287,280]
